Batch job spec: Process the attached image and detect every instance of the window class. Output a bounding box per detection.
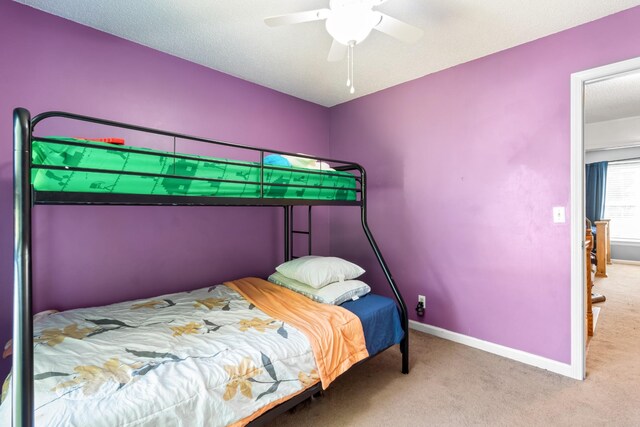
[605,159,640,242]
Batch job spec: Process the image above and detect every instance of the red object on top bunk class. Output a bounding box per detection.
[75,137,125,145]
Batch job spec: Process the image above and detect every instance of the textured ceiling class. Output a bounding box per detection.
[17,0,640,107]
[585,70,640,123]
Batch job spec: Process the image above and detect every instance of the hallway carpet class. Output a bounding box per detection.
[270,263,640,426]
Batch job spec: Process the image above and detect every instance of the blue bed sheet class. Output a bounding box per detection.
[341,294,404,356]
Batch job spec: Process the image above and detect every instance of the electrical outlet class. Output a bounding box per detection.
[416,294,426,316]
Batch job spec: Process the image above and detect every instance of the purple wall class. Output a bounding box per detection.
[329,7,640,363]
[2,0,640,382]
[0,1,332,377]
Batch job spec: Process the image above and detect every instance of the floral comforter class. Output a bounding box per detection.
[0,284,319,426]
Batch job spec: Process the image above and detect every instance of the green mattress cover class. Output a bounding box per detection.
[31,137,357,200]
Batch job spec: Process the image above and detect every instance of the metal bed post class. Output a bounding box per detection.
[358,165,409,374]
[13,107,34,426]
[284,206,292,261]
[307,206,312,255]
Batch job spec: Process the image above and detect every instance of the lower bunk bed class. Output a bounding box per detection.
[1,278,403,426]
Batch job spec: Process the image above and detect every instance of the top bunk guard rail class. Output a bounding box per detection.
[31,111,361,169]
[12,107,409,427]
[33,136,361,180]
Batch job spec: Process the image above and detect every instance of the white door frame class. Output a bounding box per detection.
[570,56,640,380]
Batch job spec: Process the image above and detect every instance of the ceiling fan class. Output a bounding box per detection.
[265,0,423,94]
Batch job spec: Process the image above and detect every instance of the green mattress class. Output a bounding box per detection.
[31,137,357,201]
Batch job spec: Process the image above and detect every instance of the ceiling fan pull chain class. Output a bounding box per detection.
[349,41,355,94]
[346,41,351,87]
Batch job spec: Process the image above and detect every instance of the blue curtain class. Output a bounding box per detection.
[585,161,608,222]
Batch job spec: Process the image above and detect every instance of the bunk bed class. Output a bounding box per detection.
[7,108,409,426]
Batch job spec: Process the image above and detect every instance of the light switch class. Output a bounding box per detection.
[553,206,566,223]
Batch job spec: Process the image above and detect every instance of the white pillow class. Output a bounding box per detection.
[314,161,335,171]
[282,155,317,169]
[275,256,365,289]
[268,272,370,305]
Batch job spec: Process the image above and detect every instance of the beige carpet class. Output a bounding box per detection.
[270,263,640,426]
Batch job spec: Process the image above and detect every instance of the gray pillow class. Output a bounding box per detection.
[267,272,370,305]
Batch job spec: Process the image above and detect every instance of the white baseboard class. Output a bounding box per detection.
[409,320,576,379]
[612,259,640,266]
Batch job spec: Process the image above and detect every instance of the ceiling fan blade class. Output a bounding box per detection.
[264,9,330,27]
[327,39,347,62]
[373,12,423,43]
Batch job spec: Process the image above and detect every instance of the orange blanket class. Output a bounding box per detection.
[225,277,369,389]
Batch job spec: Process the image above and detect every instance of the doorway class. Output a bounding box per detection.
[570,56,640,380]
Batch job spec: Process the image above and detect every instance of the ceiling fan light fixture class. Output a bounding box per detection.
[325,5,378,46]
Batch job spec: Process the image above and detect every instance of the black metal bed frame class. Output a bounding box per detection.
[11,107,409,426]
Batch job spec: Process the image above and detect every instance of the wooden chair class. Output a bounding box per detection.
[594,219,612,278]
[585,226,595,336]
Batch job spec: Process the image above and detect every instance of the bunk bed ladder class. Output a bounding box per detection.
[284,206,312,261]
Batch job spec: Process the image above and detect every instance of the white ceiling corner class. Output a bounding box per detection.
[16,0,640,107]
